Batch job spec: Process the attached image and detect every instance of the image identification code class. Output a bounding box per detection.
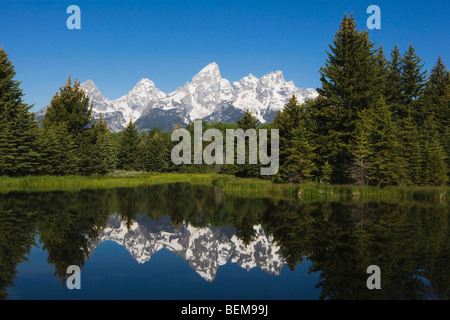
[181,304,269,317]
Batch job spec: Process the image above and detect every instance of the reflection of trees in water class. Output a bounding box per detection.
[301,202,450,300]
[0,185,449,300]
[0,208,37,300]
[0,190,113,294]
[35,190,113,285]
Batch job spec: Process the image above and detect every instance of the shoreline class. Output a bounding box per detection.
[0,172,448,203]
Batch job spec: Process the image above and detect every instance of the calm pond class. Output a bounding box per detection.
[1,183,449,300]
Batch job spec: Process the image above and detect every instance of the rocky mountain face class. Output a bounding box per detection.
[88,214,285,282]
[36,62,318,132]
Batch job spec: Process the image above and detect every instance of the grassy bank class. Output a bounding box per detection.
[0,172,448,202]
[0,172,218,193]
[212,177,449,202]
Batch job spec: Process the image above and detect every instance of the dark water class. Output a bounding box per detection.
[0,183,449,300]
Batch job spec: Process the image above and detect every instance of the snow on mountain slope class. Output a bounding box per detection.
[88,214,284,282]
[79,80,126,133]
[142,62,232,124]
[37,63,318,132]
[112,79,165,124]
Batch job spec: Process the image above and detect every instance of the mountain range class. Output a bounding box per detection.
[36,62,318,132]
[88,214,285,282]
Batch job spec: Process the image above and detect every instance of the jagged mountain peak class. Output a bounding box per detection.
[237,73,259,88]
[80,80,110,107]
[192,62,222,85]
[138,77,154,84]
[135,78,157,88]
[88,214,285,282]
[123,78,163,97]
[37,63,318,132]
[198,62,220,74]
[260,70,285,82]
[82,79,97,88]
[80,80,102,96]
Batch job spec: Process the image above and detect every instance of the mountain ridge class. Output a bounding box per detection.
[88,214,285,282]
[36,62,318,132]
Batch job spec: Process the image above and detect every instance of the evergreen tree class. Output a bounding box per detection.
[400,45,427,122]
[137,136,148,172]
[424,138,448,186]
[117,120,140,171]
[355,99,404,186]
[237,109,259,131]
[165,125,183,173]
[422,115,448,185]
[367,100,404,186]
[42,77,96,174]
[274,96,304,164]
[321,161,333,184]
[399,113,423,185]
[36,125,78,175]
[318,14,384,108]
[145,132,169,172]
[311,14,384,183]
[376,45,389,97]
[96,129,117,174]
[444,126,450,180]
[43,77,93,142]
[234,110,260,178]
[0,48,39,176]
[283,124,316,183]
[351,115,372,185]
[273,96,315,182]
[386,45,404,117]
[422,57,450,134]
[79,115,116,175]
[422,58,450,179]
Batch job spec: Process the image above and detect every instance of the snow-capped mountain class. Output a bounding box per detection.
[88,214,284,282]
[36,63,318,132]
[158,62,234,120]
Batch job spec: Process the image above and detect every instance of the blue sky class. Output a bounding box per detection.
[1,0,449,112]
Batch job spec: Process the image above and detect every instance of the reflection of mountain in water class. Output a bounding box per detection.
[89,214,284,282]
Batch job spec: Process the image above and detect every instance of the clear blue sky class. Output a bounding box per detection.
[1,0,449,112]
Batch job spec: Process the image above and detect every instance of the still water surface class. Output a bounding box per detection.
[1,183,449,300]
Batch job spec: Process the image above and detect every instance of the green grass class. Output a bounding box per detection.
[0,172,217,193]
[211,178,449,202]
[0,172,448,203]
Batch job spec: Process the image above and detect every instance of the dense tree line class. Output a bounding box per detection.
[273,15,449,186]
[0,14,448,185]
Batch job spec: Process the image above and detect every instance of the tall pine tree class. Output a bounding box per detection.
[79,115,116,175]
[43,77,93,141]
[400,44,427,123]
[386,45,404,118]
[0,48,39,176]
[274,96,304,165]
[351,114,372,185]
[423,57,450,179]
[42,77,96,174]
[365,99,404,186]
[117,120,140,171]
[145,132,169,172]
[283,124,316,183]
[421,115,448,186]
[422,57,450,134]
[234,109,260,178]
[376,45,389,97]
[37,125,78,175]
[399,112,423,185]
[311,14,384,183]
